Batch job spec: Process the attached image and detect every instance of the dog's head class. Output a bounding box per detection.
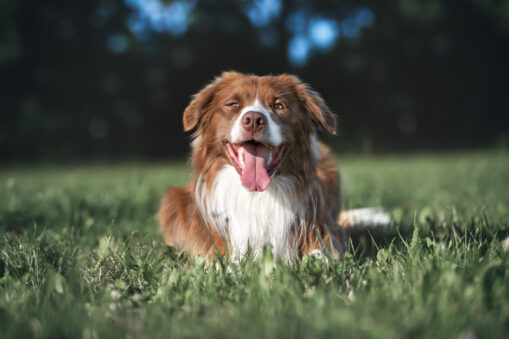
[184,71,336,192]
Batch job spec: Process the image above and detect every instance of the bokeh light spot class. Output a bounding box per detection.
[308,18,339,50]
[107,34,129,54]
[288,34,311,67]
[244,0,282,28]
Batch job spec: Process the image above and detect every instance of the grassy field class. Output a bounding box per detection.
[1,152,508,338]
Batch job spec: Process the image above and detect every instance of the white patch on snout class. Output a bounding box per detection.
[230,98,283,146]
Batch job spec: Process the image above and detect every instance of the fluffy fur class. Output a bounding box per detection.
[159,72,348,260]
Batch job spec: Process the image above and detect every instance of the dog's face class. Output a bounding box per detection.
[183,72,336,192]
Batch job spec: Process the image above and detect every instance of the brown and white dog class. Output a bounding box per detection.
[159,72,387,261]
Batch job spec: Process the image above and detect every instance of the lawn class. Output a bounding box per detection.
[1,152,508,338]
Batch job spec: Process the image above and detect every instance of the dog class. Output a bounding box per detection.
[159,71,389,261]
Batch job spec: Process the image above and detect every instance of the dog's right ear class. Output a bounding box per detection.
[183,71,240,132]
[183,81,217,132]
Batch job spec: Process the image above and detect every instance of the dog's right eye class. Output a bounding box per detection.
[225,102,239,107]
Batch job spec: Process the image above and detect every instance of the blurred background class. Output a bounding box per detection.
[1,0,508,162]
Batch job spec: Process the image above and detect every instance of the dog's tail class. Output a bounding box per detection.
[339,208,391,229]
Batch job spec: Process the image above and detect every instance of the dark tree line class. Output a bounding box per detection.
[1,0,508,161]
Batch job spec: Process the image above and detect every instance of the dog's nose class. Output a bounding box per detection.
[241,111,266,134]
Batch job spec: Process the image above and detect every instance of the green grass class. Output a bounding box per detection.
[1,152,508,338]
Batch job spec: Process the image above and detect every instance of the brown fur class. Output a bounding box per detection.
[159,72,346,260]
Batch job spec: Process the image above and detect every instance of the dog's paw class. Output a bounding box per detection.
[308,249,329,261]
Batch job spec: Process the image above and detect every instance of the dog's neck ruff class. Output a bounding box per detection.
[195,165,303,260]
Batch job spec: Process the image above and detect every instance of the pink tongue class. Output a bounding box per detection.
[241,144,271,192]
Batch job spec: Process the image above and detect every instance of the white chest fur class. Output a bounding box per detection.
[196,165,302,260]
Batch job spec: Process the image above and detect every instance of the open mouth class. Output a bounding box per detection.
[225,140,285,192]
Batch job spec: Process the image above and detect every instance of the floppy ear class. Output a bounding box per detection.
[183,71,240,132]
[183,81,217,132]
[290,76,337,134]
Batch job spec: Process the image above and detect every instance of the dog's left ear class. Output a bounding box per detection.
[287,76,336,134]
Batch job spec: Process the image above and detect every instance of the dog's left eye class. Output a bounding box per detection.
[225,102,239,107]
[274,102,285,110]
